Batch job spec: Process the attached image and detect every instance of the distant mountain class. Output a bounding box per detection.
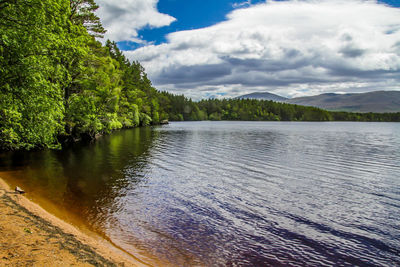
[237,92,288,102]
[237,90,400,113]
[287,91,400,113]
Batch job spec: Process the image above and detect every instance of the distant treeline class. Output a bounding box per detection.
[1,0,399,151]
[158,94,400,122]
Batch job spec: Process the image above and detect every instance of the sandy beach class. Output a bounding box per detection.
[0,178,148,267]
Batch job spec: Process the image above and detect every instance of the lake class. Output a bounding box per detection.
[1,121,399,266]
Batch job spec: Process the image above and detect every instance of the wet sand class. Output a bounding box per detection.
[0,178,147,267]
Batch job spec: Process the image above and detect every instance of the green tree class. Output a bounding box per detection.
[0,0,74,149]
[70,0,106,37]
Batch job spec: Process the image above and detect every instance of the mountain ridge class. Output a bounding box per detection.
[236,92,288,102]
[236,91,400,113]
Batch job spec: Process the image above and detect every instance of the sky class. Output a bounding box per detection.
[95,0,400,99]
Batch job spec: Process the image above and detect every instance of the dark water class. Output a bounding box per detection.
[1,122,400,266]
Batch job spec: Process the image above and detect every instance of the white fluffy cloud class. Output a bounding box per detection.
[122,0,400,99]
[96,0,175,43]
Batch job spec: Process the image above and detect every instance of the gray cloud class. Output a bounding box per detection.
[328,68,398,79]
[223,55,308,72]
[339,46,366,58]
[155,64,232,84]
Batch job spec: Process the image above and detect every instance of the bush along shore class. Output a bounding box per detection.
[1,0,400,151]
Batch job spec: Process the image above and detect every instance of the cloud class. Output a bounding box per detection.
[233,0,252,9]
[95,0,176,42]
[123,0,400,99]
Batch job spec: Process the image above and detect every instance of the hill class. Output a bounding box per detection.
[237,92,288,102]
[238,91,400,113]
[287,91,400,113]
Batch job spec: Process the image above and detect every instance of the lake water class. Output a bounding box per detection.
[1,121,400,266]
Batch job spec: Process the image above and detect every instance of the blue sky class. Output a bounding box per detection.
[96,0,400,99]
[118,0,266,50]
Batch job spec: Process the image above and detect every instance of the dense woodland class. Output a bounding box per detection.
[1,0,399,150]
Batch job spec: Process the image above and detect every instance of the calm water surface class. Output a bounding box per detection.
[1,122,400,266]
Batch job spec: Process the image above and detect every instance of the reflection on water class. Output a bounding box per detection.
[0,127,162,263]
[1,122,400,266]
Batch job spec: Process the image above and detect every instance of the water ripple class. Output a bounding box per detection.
[2,122,399,266]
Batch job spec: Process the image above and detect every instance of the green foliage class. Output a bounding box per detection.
[70,0,106,37]
[0,0,70,150]
[140,113,152,126]
[66,94,103,138]
[156,95,400,123]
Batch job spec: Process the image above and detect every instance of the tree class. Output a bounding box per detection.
[70,0,105,37]
[0,0,72,149]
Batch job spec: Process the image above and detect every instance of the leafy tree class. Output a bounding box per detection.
[0,0,72,149]
[70,0,105,37]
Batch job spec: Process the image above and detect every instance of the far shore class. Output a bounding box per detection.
[0,177,151,267]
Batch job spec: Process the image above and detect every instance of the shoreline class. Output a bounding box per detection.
[0,177,150,267]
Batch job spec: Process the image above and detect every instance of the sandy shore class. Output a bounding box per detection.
[0,178,149,267]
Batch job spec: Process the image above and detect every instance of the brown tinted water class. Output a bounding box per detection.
[0,127,168,265]
[1,122,400,266]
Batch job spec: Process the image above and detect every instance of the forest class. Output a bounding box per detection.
[1,0,400,150]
